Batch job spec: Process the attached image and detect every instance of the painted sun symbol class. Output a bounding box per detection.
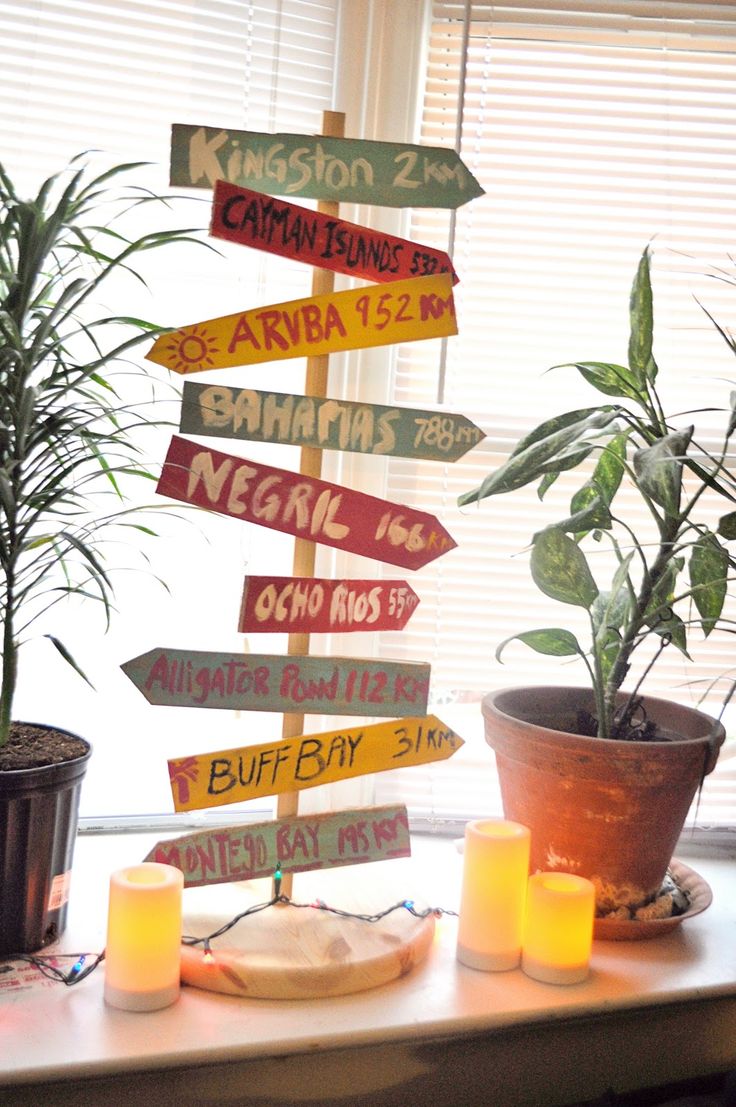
[164,325,220,374]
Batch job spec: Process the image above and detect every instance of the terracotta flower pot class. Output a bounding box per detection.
[482,686,725,913]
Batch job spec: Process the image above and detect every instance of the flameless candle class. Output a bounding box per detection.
[522,872,595,985]
[104,862,184,1012]
[456,818,531,971]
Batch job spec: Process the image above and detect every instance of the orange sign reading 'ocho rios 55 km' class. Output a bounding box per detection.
[144,273,456,374]
[239,576,420,634]
[210,180,458,285]
[156,436,457,570]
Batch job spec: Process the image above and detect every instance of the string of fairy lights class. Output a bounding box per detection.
[0,873,456,986]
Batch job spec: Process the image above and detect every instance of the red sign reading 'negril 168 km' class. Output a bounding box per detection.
[156,435,457,571]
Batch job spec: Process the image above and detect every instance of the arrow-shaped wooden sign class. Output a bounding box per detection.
[143,804,411,888]
[156,435,457,570]
[167,715,464,812]
[171,124,485,209]
[238,576,420,634]
[209,180,458,285]
[122,648,430,717]
[145,273,456,375]
[180,383,486,463]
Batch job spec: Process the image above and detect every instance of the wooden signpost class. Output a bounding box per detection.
[180,383,486,463]
[210,180,458,284]
[238,575,419,634]
[144,804,411,888]
[156,435,458,570]
[170,123,485,208]
[122,647,430,716]
[145,273,456,374]
[133,109,483,1000]
[167,715,464,811]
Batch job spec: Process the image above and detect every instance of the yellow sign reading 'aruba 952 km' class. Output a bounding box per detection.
[145,274,456,374]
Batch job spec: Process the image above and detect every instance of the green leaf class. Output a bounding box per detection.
[597,627,623,685]
[458,408,618,506]
[44,635,95,688]
[496,628,585,661]
[633,427,693,516]
[717,511,736,540]
[644,556,690,656]
[592,583,631,636]
[537,471,559,500]
[530,528,599,609]
[652,610,689,656]
[592,432,628,504]
[628,248,654,381]
[563,361,646,402]
[539,484,611,537]
[689,532,729,636]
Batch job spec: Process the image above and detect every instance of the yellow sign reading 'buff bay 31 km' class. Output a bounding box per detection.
[145,273,456,374]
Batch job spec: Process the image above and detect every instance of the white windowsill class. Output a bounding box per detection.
[1,832,736,1106]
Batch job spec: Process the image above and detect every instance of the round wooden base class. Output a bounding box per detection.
[181,889,435,1000]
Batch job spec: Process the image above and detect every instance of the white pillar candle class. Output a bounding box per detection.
[104,862,184,1012]
[522,872,595,985]
[456,818,531,971]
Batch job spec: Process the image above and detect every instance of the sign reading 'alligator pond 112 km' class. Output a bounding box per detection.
[122,648,430,717]
[156,436,457,570]
[170,124,485,209]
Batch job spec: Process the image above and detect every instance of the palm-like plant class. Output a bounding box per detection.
[459,247,736,740]
[0,156,198,751]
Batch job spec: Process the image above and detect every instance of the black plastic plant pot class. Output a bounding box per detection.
[0,727,91,955]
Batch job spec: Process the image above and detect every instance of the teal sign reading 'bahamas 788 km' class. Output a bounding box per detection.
[170,124,485,209]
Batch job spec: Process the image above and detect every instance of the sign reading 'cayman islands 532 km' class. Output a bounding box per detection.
[122,648,430,717]
[167,715,464,812]
[239,576,420,634]
[210,180,458,285]
[145,274,456,375]
[157,436,457,570]
[180,383,485,463]
[170,124,484,209]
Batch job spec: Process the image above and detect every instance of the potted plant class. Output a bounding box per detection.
[0,156,197,953]
[458,246,733,923]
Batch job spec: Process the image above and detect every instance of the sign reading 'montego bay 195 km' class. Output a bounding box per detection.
[180,383,486,463]
[145,273,456,375]
[156,435,457,571]
[121,648,430,717]
[144,804,411,888]
[210,180,458,285]
[167,715,464,812]
[239,576,420,634]
[170,124,484,209]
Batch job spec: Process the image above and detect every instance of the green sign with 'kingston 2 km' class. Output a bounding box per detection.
[170,124,485,209]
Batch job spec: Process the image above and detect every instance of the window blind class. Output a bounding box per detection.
[0,0,339,820]
[372,1,736,831]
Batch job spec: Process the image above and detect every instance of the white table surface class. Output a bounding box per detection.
[1,832,735,1090]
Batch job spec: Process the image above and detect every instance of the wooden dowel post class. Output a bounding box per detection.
[276,109,345,899]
